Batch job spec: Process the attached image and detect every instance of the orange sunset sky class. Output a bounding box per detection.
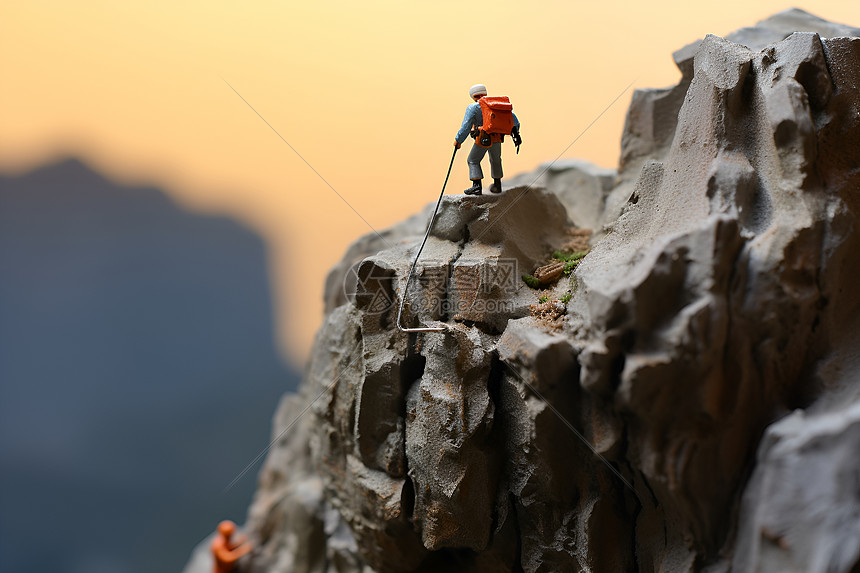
[2,1,858,365]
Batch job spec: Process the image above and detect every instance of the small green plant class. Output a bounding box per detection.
[553,250,588,262]
[560,292,572,304]
[558,252,586,275]
[538,294,549,304]
[522,274,540,288]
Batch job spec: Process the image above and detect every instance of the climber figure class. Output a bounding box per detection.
[211,520,252,573]
[454,83,522,195]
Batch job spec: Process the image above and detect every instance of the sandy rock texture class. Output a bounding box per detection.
[186,8,860,573]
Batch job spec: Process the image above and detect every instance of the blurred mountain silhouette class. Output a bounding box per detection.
[0,158,300,573]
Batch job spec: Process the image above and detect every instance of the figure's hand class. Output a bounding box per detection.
[511,126,522,147]
[235,542,253,559]
[454,140,461,149]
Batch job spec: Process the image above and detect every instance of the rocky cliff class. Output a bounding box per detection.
[187,9,860,573]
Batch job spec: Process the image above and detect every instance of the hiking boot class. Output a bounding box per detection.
[489,178,503,194]
[464,180,482,195]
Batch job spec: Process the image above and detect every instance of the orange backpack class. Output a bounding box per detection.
[479,96,515,135]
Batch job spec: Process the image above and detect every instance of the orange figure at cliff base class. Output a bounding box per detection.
[210,520,252,573]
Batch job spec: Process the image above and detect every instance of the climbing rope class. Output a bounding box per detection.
[396,147,458,332]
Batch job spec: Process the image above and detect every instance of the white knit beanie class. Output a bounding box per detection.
[469,84,487,98]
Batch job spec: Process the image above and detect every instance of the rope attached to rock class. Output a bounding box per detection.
[396,148,458,333]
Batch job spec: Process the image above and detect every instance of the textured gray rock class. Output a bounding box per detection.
[733,403,860,573]
[569,27,859,570]
[601,7,860,233]
[191,9,860,573]
[726,7,860,51]
[307,188,574,573]
[505,158,617,230]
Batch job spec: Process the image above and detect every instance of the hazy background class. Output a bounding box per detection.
[0,160,300,572]
[1,1,859,572]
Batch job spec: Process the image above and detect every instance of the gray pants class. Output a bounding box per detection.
[467,141,503,180]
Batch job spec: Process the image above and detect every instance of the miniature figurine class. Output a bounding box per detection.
[454,84,522,195]
[211,520,252,573]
